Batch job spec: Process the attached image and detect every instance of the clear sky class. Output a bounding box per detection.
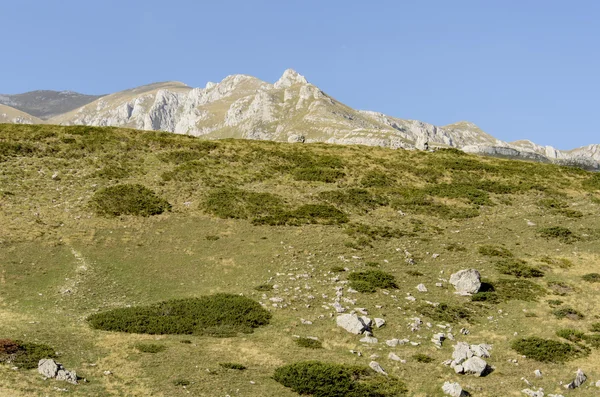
[3,0,599,149]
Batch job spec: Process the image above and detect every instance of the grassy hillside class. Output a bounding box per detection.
[0,123,599,396]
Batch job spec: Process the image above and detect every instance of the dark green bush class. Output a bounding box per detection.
[495,259,544,278]
[538,198,569,210]
[406,270,423,277]
[478,245,513,258]
[412,354,434,363]
[389,187,480,219]
[471,292,500,304]
[273,361,408,397]
[135,343,166,353]
[511,337,580,363]
[202,187,286,220]
[547,299,563,307]
[556,329,585,342]
[426,183,492,206]
[348,270,397,293]
[295,337,323,349]
[219,362,247,370]
[553,307,584,320]
[87,294,271,336]
[582,273,600,283]
[205,235,220,241]
[0,340,57,370]
[417,303,471,323]
[493,279,546,301]
[538,226,579,243]
[445,243,467,252]
[344,223,406,242]
[539,256,573,269]
[91,184,171,217]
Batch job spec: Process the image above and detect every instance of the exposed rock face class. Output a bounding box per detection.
[450,269,482,295]
[443,381,467,397]
[38,359,77,385]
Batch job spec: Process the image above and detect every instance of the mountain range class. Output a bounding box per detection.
[1,69,598,169]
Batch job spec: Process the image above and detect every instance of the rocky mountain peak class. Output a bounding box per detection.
[274,69,308,89]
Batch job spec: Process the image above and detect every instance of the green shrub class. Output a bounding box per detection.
[254,284,274,292]
[293,167,345,183]
[295,337,323,349]
[318,189,388,211]
[556,329,585,342]
[511,337,580,363]
[173,379,191,386]
[582,334,600,348]
[135,343,166,353]
[478,245,513,258]
[389,188,480,219]
[538,198,569,210]
[582,273,600,283]
[219,362,247,370]
[471,292,500,304]
[87,294,271,336]
[0,340,57,370]
[538,226,579,243]
[95,163,131,180]
[180,340,192,344]
[412,354,434,363]
[547,299,563,307]
[553,307,584,320]
[539,256,573,269]
[558,209,583,218]
[406,270,423,277]
[202,187,286,220]
[445,243,467,252]
[590,323,600,333]
[348,270,397,293]
[582,173,600,191]
[344,223,406,242]
[360,170,393,188]
[495,259,544,278]
[494,279,545,301]
[205,235,220,241]
[426,183,492,206]
[417,303,471,323]
[330,266,346,273]
[273,361,408,397]
[91,184,171,217]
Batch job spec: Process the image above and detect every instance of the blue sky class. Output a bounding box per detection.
[3,0,599,149]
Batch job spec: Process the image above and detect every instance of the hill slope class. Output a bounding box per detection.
[1,124,600,396]
[0,90,105,119]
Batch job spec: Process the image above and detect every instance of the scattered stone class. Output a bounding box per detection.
[355,308,368,315]
[103,370,112,376]
[436,283,443,287]
[336,314,371,334]
[388,353,404,362]
[449,269,481,295]
[596,380,600,387]
[38,359,77,385]
[410,317,422,332]
[522,388,544,397]
[432,253,440,259]
[462,357,488,377]
[442,381,467,397]
[417,284,428,292]
[432,333,446,348]
[534,369,543,378]
[374,318,386,328]
[369,354,379,359]
[386,339,399,347]
[460,328,470,335]
[301,319,312,325]
[51,172,60,180]
[369,361,387,376]
[333,302,346,313]
[360,334,378,344]
[470,344,492,358]
[565,369,587,389]
[452,342,473,365]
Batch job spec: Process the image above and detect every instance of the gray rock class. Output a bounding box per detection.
[417,284,428,292]
[56,369,78,385]
[462,356,488,377]
[565,369,587,389]
[432,333,445,348]
[388,353,404,362]
[449,269,481,295]
[442,381,467,397]
[374,318,386,328]
[386,339,399,347]
[534,369,543,378]
[470,344,492,358]
[360,335,379,344]
[333,302,346,313]
[522,388,544,397]
[452,342,473,365]
[38,359,59,378]
[369,361,387,376]
[336,314,370,334]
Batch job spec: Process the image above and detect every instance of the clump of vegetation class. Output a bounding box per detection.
[0,339,56,370]
[295,337,323,349]
[91,184,171,217]
[330,266,346,273]
[365,262,380,268]
[445,243,467,252]
[492,279,546,301]
[254,284,274,292]
[158,145,217,164]
[293,167,346,183]
[219,362,247,370]
[344,223,406,248]
[556,329,585,343]
[495,259,544,278]
[418,303,471,323]
[547,299,563,307]
[590,323,600,333]
[87,294,271,336]
[511,337,581,363]
[547,281,574,296]
[553,307,584,320]
[348,270,397,293]
[318,189,387,212]
[412,354,434,363]
[360,170,393,188]
[478,245,513,258]
[471,292,500,304]
[273,361,408,397]
[539,256,573,269]
[173,379,191,386]
[582,173,600,191]
[538,226,579,243]
[582,273,600,283]
[205,235,220,241]
[389,188,480,219]
[406,270,423,277]
[135,343,166,353]
[202,187,286,220]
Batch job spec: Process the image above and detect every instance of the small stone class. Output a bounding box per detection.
[534,369,542,378]
[369,361,387,376]
[417,284,428,292]
[360,335,379,344]
[38,359,59,379]
[565,369,587,389]
[388,353,403,362]
[386,339,399,347]
[522,388,544,397]
[374,318,386,328]
[462,356,488,377]
[449,269,481,295]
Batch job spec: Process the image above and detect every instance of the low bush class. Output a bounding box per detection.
[273,361,408,397]
[0,339,56,370]
[254,284,274,292]
[445,243,467,252]
[511,337,580,363]
[547,299,563,307]
[590,323,600,333]
[295,337,323,349]
[202,187,286,220]
[553,307,584,320]
[538,198,569,210]
[478,245,513,258]
[406,270,423,277]
[95,163,131,180]
[219,362,247,370]
[365,262,380,268]
[173,379,191,386]
[471,292,500,304]
[556,329,585,342]
[348,270,397,293]
[493,279,545,301]
[205,235,220,241]
[330,266,346,273]
[547,281,573,296]
[495,259,544,278]
[135,343,166,353]
[158,146,217,164]
[582,173,600,191]
[582,273,600,283]
[360,170,394,188]
[412,354,434,363]
[87,294,271,336]
[318,189,388,212]
[91,184,171,217]
[538,226,579,243]
[344,223,406,242]
[539,256,573,269]
[417,303,471,323]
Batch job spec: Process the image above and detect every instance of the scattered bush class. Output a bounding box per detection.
[478,245,513,258]
[360,170,393,188]
[91,184,171,217]
[253,204,349,226]
[219,362,247,370]
[538,198,569,210]
[538,226,579,243]
[553,307,584,320]
[158,146,217,164]
[418,303,471,323]
[539,256,573,269]
[205,235,220,241]
[495,259,544,278]
[406,270,423,277]
[547,299,563,307]
[412,354,434,363]
[87,294,272,336]
[179,340,192,344]
[493,279,545,301]
[173,379,191,386]
[590,323,600,333]
[582,273,600,283]
[273,361,408,397]
[582,173,600,191]
[295,337,323,349]
[0,339,56,369]
[471,292,500,304]
[445,243,467,252]
[556,329,585,342]
[330,266,346,273]
[202,187,286,220]
[135,343,166,353]
[547,281,573,296]
[511,337,580,363]
[365,262,380,268]
[95,163,131,180]
[348,270,397,293]
[318,189,388,212]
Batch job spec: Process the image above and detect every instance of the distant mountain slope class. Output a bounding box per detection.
[2,69,598,169]
[0,104,43,124]
[0,90,105,119]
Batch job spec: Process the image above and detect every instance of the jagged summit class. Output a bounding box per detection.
[274,69,309,89]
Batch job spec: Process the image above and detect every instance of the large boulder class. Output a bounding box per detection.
[336,314,371,335]
[462,356,488,377]
[450,269,481,295]
[38,359,59,378]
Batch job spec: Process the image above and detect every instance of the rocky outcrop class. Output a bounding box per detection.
[450,269,482,295]
[336,313,372,334]
[38,359,78,385]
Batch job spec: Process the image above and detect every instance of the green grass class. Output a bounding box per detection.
[135,343,167,353]
[582,273,600,283]
[478,245,513,258]
[495,259,544,278]
[537,226,579,243]
[417,303,472,323]
[295,337,323,349]
[511,337,581,363]
[553,307,584,320]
